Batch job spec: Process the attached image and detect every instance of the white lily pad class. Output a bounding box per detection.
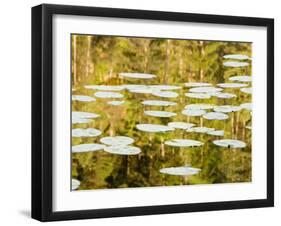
[122,84,148,90]
[240,87,252,94]
[144,110,177,118]
[100,136,134,146]
[186,127,215,134]
[182,109,206,116]
[152,91,179,98]
[246,126,252,130]
[229,75,252,82]
[213,139,246,148]
[223,54,250,60]
[72,111,100,124]
[149,85,182,90]
[165,139,203,147]
[72,95,96,102]
[94,91,124,99]
[107,100,125,106]
[141,100,177,107]
[184,82,212,87]
[72,118,92,124]
[207,130,224,136]
[217,83,248,88]
[72,143,106,153]
[189,87,223,93]
[214,105,242,113]
[167,122,195,130]
[136,124,174,133]
[185,93,211,99]
[104,145,141,155]
[184,103,215,110]
[72,179,81,190]
[160,166,201,176]
[203,112,229,120]
[223,61,249,67]
[128,87,156,94]
[211,92,236,99]
[72,128,102,137]
[119,72,156,79]
[240,103,252,111]
[84,85,124,91]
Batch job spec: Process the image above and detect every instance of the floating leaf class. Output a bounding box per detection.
[213,139,246,148]
[240,87,252,94]
[72,95,96,102]
[72,143,106,153]
[152,91,179,98]
[119,72,156,79]
[207,130,224,136]
[100,136,134,146]
[104,145,141,155]
[72,179,81,190]
[214,105,242,113]
[136,124,174,133]
[149,85,182,90]
[165,139,203,147]
[72,111,100,124]
[229,75,252,82]
[184,103,215,110]
[72,128,102,137]
[185,92,211,99]
[182,109,206,116]
[184,82,212,87]
[211,92,236,99]
[141,100,177,106]
[240,102,252,111]
[144,110,177,118]
[223,61,249,67]
[160,166,201,176]
[223,54,250,60]
[189,87,223,93]
[94,91,124,98]
[186,127,215,134]
[85,85,124,91]
[168,122,195,130]
[107,100,125,106]
[203,112,229,120]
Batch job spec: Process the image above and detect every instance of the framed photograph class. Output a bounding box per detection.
[32,4,274,221]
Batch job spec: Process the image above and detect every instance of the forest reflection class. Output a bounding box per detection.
[71,35,252,190]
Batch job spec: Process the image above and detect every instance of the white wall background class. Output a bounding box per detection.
[0,0,279,225]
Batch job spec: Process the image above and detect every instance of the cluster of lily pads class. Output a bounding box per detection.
[71,53,252,190]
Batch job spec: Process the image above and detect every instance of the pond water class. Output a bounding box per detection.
[71,36,252,190]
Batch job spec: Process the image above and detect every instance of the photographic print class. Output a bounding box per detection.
[71,35,252,191]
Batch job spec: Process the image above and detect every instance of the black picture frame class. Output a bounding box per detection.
[32,3,274,222]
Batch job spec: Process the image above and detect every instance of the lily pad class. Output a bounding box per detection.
[152,91,179,98]
[149,85,182,90]
[94,91,124,99]
[207,130,224,136]
[72,118,92,124]
[229,75,252,82]
[165,139,203,147]
[144,110,177,118]
[223,61,249,67]
[100,136,134,146]
[189,87,223,93]
[203,112,229,120]
[213,139,246,148]
[72,111,100,119]
[167,122,195,130]
[185,92,211,99]
[136,124,175,133]
[240,102,252,111]
[214,105,241,113]
[107,100,125,106]
[184,82,212,87]
[160,166,201,176]
[240,87,252,94]
[72,143,106,153]
[128,87,156,94]
[119,72,156,79]
[72,95,96,102]
[84,85,124,91]
[211,92,236,99]
[122,84,147,90]
[217,83,248,88]
[182,109,206,116]
[104,145,141,155]
[141,100,177,106]
[72,179,81,190]
[72,128,102,137]
[184,103,215,110]
[186,127,215,134]
[223,54,250,60]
